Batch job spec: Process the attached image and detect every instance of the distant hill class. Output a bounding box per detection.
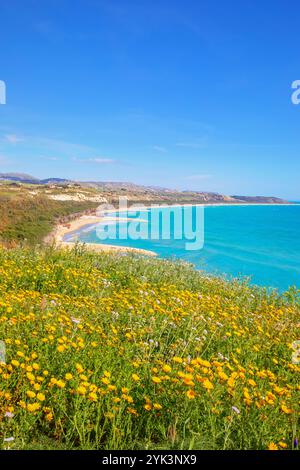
[80,181,169,192]
[0,173,70,185]
[231,195,289,204]
[0,172,40,184]
[0,173,290,204]
[41,178,71,184]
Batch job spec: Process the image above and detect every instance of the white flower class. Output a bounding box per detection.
[292,352,300,364]
[4,437,14,442]
[232,406,241,414]
[71,317,81,324]
[4,412,14,419]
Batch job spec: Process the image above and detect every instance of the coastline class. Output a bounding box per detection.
[101,202,296,213]
[45,202,296,258]
[46,214,157,257]
[123,202,295,209]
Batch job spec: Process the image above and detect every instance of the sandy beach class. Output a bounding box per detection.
[48,214,157,257]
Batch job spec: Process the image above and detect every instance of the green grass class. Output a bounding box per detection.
[0,246,299,450]
[0,193,98,246]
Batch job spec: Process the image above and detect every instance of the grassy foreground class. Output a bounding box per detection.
[0,246,299,450]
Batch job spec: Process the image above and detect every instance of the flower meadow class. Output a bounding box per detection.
[0,246,299,450]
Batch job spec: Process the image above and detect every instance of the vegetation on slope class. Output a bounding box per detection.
[0,192,98,246]
[0,246,299,450]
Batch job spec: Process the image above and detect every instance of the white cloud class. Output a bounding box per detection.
[176,138,208,149]
[4,134,24,144]
[73,157,116,164]
[185,174,212,181]
[0,154,8,163]
[91,158,115,164]
[153,145,167,153]
[35,137,92,155]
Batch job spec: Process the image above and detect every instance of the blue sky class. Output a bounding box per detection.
[0,0,300,199]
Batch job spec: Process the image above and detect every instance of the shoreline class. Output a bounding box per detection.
[46,202,298,257]
[99,202,297,215]
[111,202,295,209]
[46,214,157,257]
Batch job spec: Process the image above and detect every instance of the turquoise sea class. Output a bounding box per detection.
[67,204,300,292]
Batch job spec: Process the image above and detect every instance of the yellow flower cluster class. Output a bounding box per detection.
[0,247,299,450]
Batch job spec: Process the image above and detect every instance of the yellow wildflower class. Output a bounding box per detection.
[26,372,35,381]
[248,379,257,387]
[186,389,196,399]
[278,441,287,449]
[153,403,162,410]
[218,371,229,381]
[27,402,41,412]
[203,379,214,391]
[37,393,45,401]
[101,377,110,385]
[56,380,65,389]
[152,376,161,384]
[88,392,98,402]
[45,412,53,422]
[268,442,279,450]
[281,404,292,414]
[172,356,183,364]
[77,385,87,395]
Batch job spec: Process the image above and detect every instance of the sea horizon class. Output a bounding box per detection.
[65,203,300,292]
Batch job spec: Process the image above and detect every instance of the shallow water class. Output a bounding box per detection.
[70,204,300,291]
